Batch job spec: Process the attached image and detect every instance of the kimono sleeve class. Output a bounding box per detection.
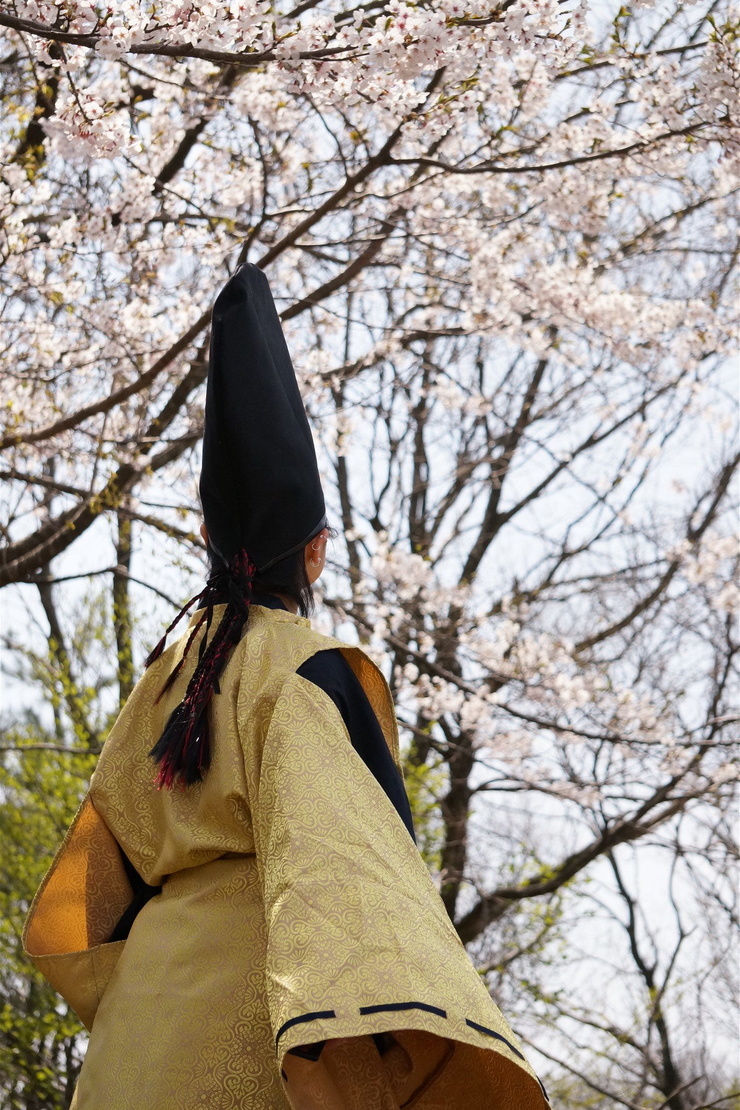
[296,648,415,841]
[243,672,549,1110]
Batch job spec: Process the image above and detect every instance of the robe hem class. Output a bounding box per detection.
[464,1018,525,1060]
[275,1001,524,1062]
[275,1009,337,1047]
[272,999,549,1103]
[360,1001,447,1019]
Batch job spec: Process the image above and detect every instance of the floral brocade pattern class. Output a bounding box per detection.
[27,606,548,1109]
[71,855,290,1110]
[252,675,547,1107]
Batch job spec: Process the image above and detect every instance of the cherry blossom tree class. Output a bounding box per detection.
[1,0,738,1105]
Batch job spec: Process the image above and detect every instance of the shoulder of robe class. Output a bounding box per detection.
[236,607,402,771]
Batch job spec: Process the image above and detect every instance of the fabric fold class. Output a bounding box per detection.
[244,674,548,1108]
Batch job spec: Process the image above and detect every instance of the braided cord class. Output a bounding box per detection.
[148,549,256,789]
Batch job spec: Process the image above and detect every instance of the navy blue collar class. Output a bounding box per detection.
[195,591,289,615]
[251,592,289,612]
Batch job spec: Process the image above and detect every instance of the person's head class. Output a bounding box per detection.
[200,523,329,617]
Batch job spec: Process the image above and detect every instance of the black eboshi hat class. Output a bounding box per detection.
[199,263,326,570]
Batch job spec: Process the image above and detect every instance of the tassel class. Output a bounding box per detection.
[149,700,210,789]
[154,608,209,705]
[148,548,257,789]
[144,592,204,669]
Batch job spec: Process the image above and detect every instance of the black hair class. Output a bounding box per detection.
[208,545,315,618]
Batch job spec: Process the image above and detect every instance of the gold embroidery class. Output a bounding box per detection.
[25,606,548,1108]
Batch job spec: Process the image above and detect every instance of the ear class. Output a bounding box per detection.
[200,523,209,545]
[304,528,330,584]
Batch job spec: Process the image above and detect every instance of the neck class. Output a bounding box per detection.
[273,592,299,614]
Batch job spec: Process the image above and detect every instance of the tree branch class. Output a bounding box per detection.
[0,310,209,451]
[389,122,716,177]
[0,10,360,68]
[576,452,740,652]
[456,772,701,943]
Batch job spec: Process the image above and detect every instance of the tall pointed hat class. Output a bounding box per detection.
[199,264,326,569]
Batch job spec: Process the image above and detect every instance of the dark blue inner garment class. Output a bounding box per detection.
[254,593,416,843]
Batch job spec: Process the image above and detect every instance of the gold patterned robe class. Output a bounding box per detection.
[24,604,549,1109]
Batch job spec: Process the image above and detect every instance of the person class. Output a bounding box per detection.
[24,265,549,1109]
